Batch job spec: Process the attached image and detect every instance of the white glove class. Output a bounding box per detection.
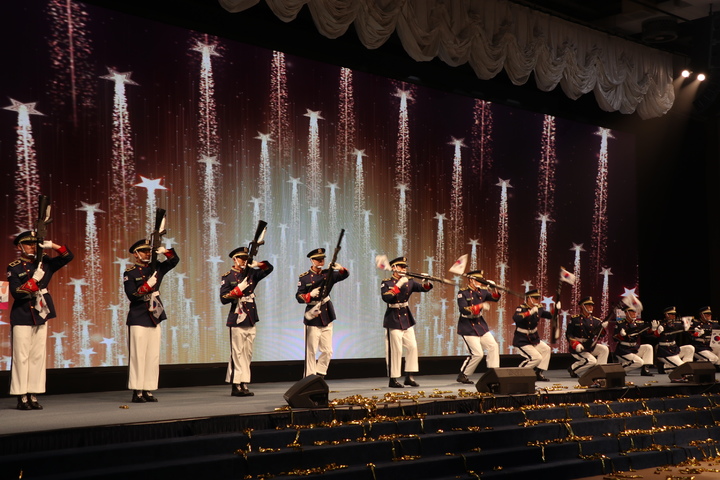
[396,276,409,288]
[619,328,627,337]
[248,261,260,269]
[310,287,321,298]
[574,343,584,353]
[656,325,664,334]
[332,263,343,271]
[40,240,53,249]
[146,271,159,288]
[601,321,609,329]
[31,265,45,282]
[156,246,168,255]
[238,278,250,292]
[651,320,660,330]
[529,306,538,315]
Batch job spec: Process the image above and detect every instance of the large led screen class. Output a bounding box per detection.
[0,0,638,369]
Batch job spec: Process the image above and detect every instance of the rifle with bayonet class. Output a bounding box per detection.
[148,208,166,272]
[34,195,52,266]
[246,220,268,269]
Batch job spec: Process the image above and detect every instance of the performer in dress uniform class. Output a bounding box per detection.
[295,248,349,378]
[689,306,720,368]
[381,256,433,388]
[124,238,179,403]
[220,247,273,397]
[455,270,500,384]
[7,231,73,410]
[512,289,552,381]
[649,306,694,375]
[566,296,609,378]
[613,306,654,376]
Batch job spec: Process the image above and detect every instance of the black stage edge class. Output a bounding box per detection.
[0,354,570,397]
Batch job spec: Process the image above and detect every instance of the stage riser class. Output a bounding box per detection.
[2,400,719,480]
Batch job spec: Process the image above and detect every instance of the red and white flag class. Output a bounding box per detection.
[0,281,8,310]
[448,254,468,275]
[622,292,643,314]
[375,254,391,271]
[559,267,576,285]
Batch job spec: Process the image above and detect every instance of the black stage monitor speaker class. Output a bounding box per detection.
[578,364,626,388]
[476,367,536,394]
[283,374,329,408]
[668,362,717,384]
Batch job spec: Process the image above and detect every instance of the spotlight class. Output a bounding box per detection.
[681,69,691,78]
[697,73,706,81]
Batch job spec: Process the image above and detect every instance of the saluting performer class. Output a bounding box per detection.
[512,289,552,381]
[566,296,609,378]
[295,248,349,378]
[455,270,500,384]
[613,306,654,376]
[381,256,433,388]
[689,306,720,368]
[220,247,273,397]
[124,238,179,403]
[8,232,73,410]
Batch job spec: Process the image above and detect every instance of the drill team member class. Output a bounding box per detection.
[296,248,349,378]
[7,231,73,410]
[220,247,273,397]
[124,238,179,403]
[381,256,433,388]
[512,289,552,381]
[455,270,500,384]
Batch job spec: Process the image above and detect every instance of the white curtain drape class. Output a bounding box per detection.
[219,0,675,118]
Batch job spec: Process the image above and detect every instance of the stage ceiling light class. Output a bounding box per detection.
[697,73,706,81]
[681,69,691,78]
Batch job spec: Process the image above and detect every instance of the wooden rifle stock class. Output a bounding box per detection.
[149,208,166,272]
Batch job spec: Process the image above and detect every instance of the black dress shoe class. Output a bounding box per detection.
[640,366,654,377]
[231,384,254,397]
[28,394,43,410]
[534,369,550,382]
[131,390,147,403]
[567,366,578,378]
[388,378,403,388]
[142,391,158,402]
[456,373,474,384]
[404,376,419,387]
[16,395,31,411]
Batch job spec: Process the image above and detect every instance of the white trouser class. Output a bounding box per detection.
[128,325,161,391]
[226,326,256,384]
[10,324,47,395]
[694,348,720,365]
[570,344,610,377]
[304,323,333,377]
[616,344,654,372]
[386,327,418,378]
[659,345,695,373]
[517,341,551,371]
[460,333,499,375]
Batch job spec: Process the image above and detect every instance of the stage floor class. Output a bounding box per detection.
[1,368,712,436]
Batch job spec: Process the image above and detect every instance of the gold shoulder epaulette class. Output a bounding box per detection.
[125,265,137,272]
[8,259,21,267]
[299,270,310,278]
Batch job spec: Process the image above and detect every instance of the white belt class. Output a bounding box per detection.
[239,293,255,303]
[389,302,409,308]
[517,328,537,334]
[308,296,330,306]
[659,342,675,346]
